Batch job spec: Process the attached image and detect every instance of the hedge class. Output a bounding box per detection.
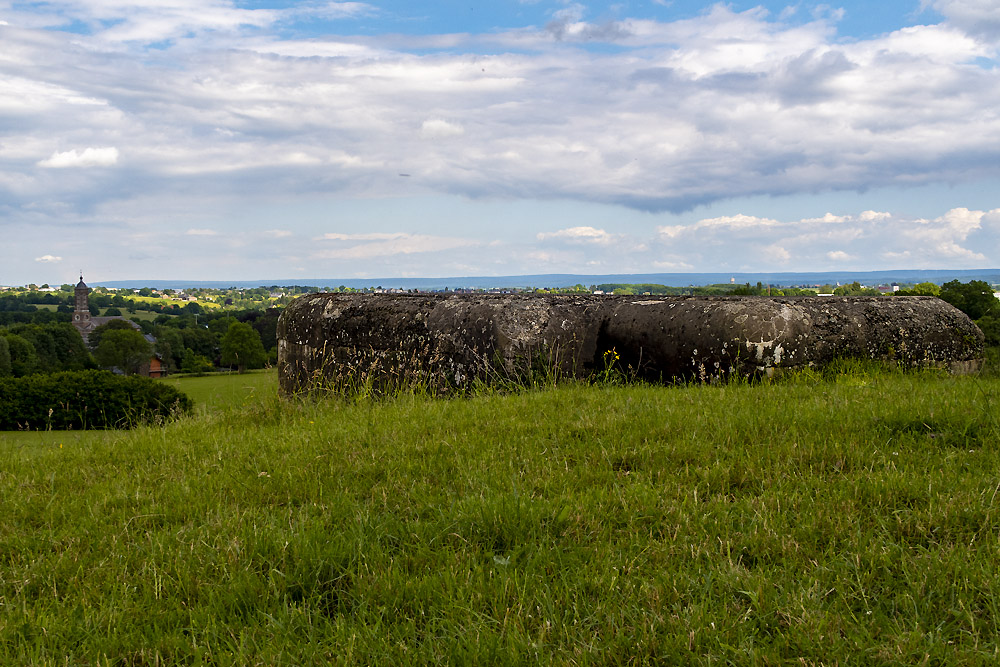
[0,370,192,430]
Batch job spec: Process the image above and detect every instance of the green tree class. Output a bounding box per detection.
[939,280,999,320]
[181,327,219,361]
[9,323,93,372]
[220,321,267,373]
[0,336,11,377]
[152,326,185,371]
[0,332,40,377]
[89,319,139,351]
[833,281,881,296]
[94,329,152,376]
[180,348,214,374]
[239,309,281,351]
[976,313,1000,347]
[208,316,238,336]
[6,324,59,373]
[897,282,941,296]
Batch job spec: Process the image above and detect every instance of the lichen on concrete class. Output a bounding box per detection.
[277,294,985,395]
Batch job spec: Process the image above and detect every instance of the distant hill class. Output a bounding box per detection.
[98,269,1000,292]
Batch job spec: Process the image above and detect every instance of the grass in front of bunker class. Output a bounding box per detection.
[1,358,999,663]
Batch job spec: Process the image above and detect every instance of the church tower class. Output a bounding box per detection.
[74,275,91,327]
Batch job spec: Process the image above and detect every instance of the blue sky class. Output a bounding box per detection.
[2,0,999,284]
[246,1,940,41]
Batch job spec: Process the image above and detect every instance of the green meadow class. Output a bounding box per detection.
[160,369,277,415]
[2,362,1000,664]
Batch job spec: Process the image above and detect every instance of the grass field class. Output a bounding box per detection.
[23,304,177,321]
[121,309,168,322]
[2,363,1000,663]
[160,368,276,415]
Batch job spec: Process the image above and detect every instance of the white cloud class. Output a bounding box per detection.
[420,119,465,139]
[37,147,119,168]
[648,207,995,270]
[185,228,218,236]
[657,215,781,239]
[924,0,1000,40]
[652,258,695,270]
[292,2,373,20]
[34,254,62,263]
[4,1,374,47]
[315,233,477,259]
[893,207,988,262]
[858,210,892,222]
[320,232,408,241]
[764,244,792,263]
[537,226,617,245]
[801,213,847,224]
[693,215,781,230]
[5,3,999,215]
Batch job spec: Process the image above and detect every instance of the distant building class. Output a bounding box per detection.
[71,275,164,378]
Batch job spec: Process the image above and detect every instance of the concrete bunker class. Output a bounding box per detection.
[277,294,985,395]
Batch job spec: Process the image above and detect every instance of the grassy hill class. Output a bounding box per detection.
[2,363,999,663]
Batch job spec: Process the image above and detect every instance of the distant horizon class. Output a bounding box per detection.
[8,268,998,292]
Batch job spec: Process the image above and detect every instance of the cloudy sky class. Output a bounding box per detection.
[2,0,999,284]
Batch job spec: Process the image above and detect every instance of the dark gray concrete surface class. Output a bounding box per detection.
[278,294,985,395]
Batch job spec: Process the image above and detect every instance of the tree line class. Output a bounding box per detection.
[0,308,279,378]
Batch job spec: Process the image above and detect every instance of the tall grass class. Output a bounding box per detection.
[1,364,999,664]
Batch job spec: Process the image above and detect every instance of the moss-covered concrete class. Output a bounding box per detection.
[277,294,985,395]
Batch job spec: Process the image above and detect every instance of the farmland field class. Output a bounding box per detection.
[2,362,1000,663]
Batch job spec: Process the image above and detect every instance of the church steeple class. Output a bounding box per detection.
[74,274,91,326]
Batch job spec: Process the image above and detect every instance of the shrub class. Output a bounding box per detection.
[0,370,192,430]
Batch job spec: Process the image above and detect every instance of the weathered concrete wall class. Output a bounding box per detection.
[277,294,985,395]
